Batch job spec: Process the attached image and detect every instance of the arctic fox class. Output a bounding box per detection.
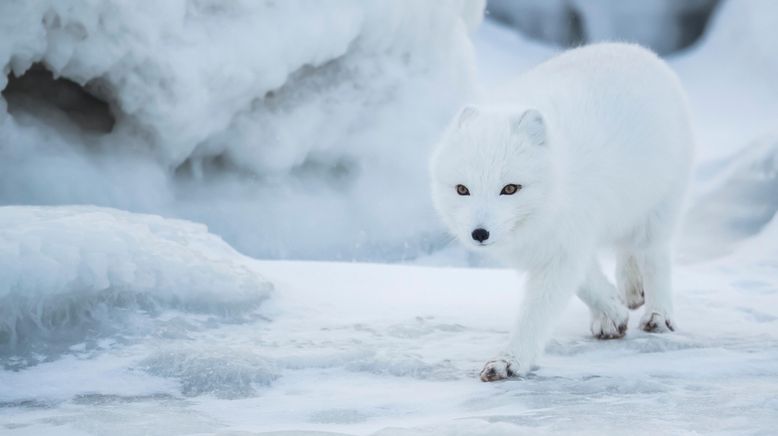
[430,43,693,381]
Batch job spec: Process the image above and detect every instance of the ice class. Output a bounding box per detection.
[140,346,278,399]
[1,258,776,434]
[0,0,483,260]
[0,206,272,367]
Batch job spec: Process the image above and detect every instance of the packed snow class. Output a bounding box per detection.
[2,0,778,435]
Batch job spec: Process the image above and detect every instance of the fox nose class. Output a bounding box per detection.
[471,228,490,243]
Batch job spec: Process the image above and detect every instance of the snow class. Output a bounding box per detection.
[672,0,778,260]
[486,0,719,55]
[682,137,778,259]
[1,256,777,434]
[2,0,778,435]
[0,0,482,260]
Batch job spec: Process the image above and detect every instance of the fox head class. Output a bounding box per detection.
[430,105,554,251]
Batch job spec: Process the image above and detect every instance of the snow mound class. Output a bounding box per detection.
[0,206,272,367]
[682,137,778,258]
[726,202,778,263]
[0,0,483,261]
[670,0,778,259]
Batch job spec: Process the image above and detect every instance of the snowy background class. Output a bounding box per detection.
[1,0,777,434]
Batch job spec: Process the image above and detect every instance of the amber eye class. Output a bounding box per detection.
[456,184,470,196]
[500,184,521,195]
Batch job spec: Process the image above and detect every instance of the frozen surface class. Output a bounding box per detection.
[1,256,777,434]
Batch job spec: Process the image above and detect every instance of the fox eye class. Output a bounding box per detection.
[500,184,521,195]
[456,184,470,196]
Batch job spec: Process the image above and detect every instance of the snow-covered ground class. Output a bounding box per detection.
[2,245,777,434]
[2,1,778,435]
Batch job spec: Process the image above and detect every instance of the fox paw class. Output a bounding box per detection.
[640,311,675,333]
[479,357,520,382]
[591,311,628,339]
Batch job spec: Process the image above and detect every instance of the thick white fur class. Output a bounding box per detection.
[429,43,693,381]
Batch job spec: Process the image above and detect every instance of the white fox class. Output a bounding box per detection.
[430,43,693,381]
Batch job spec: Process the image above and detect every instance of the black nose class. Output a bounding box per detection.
[471,228,489,243]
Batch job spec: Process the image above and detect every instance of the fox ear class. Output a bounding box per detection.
[456,105,479,128]
[512,109,546,146]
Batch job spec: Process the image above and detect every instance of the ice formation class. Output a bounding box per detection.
[0,0,484,260]
[0,206,272,367]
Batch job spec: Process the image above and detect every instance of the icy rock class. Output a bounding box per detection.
[486,0,582,47]
[570,0,719,55]
[0,206,272,364]
[487,0,719,55]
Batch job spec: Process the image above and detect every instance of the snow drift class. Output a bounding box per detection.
[683,137,778,258]
[674,0,778,259]
[0,0,484,261]
[0,206,272,368]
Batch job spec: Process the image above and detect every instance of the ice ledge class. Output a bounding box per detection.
[0,205,272,366]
